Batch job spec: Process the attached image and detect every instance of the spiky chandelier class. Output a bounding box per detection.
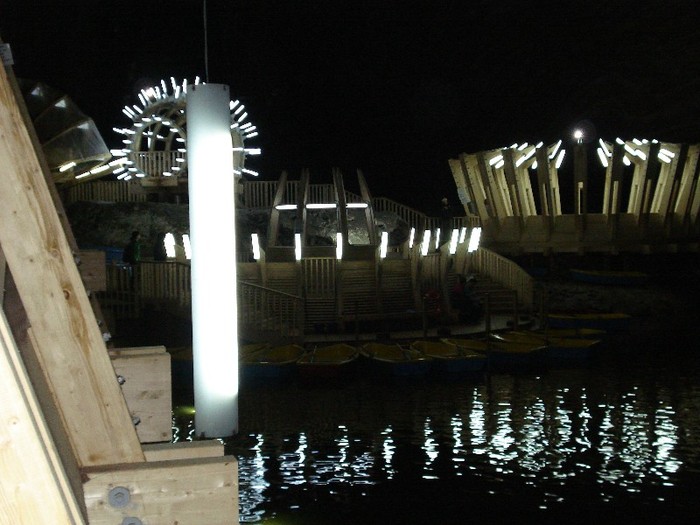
[109,76,260,181]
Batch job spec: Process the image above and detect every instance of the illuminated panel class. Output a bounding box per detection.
[468,227,481,252]
[187,83,238,437]
[251,233,261,260]
[379,231,388,259]
[421,230,431,256]
[164,233,176,258]
[448,228,459,254]
[336,232,343,260]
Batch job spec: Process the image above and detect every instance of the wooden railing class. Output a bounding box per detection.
[135,151,182,179]
[101,261,304,341]
[238,281,304,342]
[63,180,146,205]
[467,247,534,310]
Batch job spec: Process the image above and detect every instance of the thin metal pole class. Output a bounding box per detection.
[203,0,210,82]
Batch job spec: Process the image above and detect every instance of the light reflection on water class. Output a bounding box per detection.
[174,340,700,523]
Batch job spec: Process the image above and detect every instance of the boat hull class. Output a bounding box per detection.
[411,340,486,373]
[297,343,360,380]
[241,344,305,379]
[492,331,601,361]
[444,337,547,368]
[362,342,433,377]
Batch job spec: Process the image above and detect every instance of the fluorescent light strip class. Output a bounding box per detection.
[421,230,431,256]
[251,233,261,260]
[379,231,388,259]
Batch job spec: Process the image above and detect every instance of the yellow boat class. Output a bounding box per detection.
[442,337,547,367]
[297,343,360,379]
[410,339,486,373]
[362,341,433,376]
[241,343,305,378]
[491,331,601,360]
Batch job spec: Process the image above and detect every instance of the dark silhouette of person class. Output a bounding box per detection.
[450,274,482,323]
[439,197,453,247]
[123,230,142,287]
[153,232,168,261]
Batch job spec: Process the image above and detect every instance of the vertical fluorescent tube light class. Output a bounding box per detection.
[295,233,302,261]
[379,231,388,259]
[459,227,467,244]
[468,227,482,252]
[251,233,261,260]
[421,230,431,256]
[336,232,343,260]
[408,227,416,249]
[187,84,238,437]
[448,228,459,254]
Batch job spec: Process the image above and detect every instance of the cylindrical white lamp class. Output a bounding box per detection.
[187,83,239,437]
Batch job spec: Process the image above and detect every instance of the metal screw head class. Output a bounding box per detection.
[122,518,143,525]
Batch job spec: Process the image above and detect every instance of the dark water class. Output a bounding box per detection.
[171,324,700,525]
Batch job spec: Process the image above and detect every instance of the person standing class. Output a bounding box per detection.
[439,197,453,247]
[123,230,142,287]
[153,231,168,261]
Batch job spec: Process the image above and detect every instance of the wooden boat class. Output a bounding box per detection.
[443,337,547,367]
[241,343,305,379]
[361,342,433,376]
[240,342,271,359]
[297,343,360,379]
[410,339,486,373]
[570,268,649,286]
[547,312,631,333]
[491,330,601,360]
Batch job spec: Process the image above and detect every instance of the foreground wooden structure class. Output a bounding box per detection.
[1,57,237,523]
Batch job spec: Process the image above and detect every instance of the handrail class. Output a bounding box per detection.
[468,247,534,310]
[102,261,304,341]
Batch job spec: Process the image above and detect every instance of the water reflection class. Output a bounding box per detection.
[175,348,700,522]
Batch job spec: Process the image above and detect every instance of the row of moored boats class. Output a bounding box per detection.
[241,327,610,379]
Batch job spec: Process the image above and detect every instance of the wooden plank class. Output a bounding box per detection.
[82,456,238,525]
[109,345,167,357]
[110,349,172,443]
[77,250,106,293]
[0,64,144,466]
[142,441,225,462]
[1,42,112,338]
[0,309,86,524]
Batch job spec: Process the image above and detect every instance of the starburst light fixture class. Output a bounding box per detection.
[111,77,260,181]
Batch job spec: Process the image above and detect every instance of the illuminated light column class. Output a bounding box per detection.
[187,83,238,437]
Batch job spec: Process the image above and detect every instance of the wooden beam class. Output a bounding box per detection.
[1,42,111,340]
[82,456,238,525]
[142,441,225,462]
[357,169,379,245]
[109,346,172,443]
[333,168,350,251]
[0,63,144,466]
[1,309,86,524]
[267,170,288,247]
[77,250,106,293]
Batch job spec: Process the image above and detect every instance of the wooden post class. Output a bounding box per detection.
[0,63,144,467]
[0,310,86,523]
